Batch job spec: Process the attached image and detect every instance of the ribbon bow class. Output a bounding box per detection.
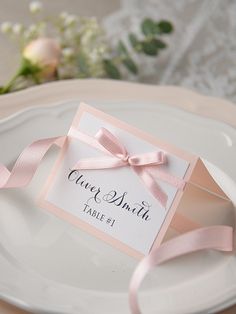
[70,127,185,208]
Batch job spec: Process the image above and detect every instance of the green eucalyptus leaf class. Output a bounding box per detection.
[156,20,173,34]
[141,40,158,56]
[103,59,121,79]
[129,33,139,48]
[122,57,138,74]
[141,18,156,36]
[153,38,167,49]
[117,40,128,56]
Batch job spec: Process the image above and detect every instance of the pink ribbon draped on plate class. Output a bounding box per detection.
[0,128,234,314]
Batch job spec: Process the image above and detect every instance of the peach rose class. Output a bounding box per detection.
[23,38,61,78]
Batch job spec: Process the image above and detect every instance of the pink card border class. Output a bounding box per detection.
[38,102,198,259]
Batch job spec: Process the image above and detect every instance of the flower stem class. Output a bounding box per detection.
[0,58,42,94]
[0,72,21,94]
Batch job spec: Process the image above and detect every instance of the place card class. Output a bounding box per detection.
[39,103,230,258]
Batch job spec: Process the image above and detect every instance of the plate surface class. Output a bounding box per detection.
[0,97,236,314]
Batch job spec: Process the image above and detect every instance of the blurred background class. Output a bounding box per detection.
[0,0,235,101]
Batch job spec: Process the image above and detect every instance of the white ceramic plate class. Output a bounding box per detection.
[0,99,235,314]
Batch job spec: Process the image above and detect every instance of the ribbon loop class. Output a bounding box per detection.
[96,127,128,160]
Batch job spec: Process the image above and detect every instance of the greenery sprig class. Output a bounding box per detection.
[0,1,174,93]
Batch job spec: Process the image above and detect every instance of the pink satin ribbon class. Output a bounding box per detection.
[129,225,234,314]
[0,136,66,188]
[0,129,234,314]
[69,127,185,208]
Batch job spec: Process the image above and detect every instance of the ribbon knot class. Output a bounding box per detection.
[71,127,185,208]
[122,154,130,163]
